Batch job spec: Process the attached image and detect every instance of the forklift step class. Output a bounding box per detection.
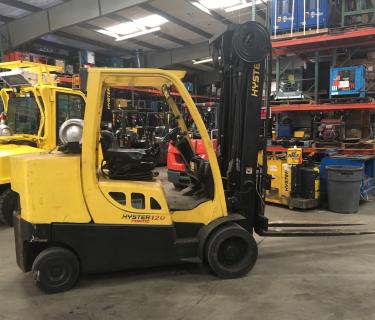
[176,237,199,259]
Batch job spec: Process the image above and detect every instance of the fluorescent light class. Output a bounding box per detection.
[225,0,266,12]
[106,21,141,35]
[198,0,241,9]
[191,2,211,14]
[96,14,168,41]
[192,58,212,64]
[97,29,119,38]
[134,14,168,28]
[115,27,161,41]
[192,56,220,64]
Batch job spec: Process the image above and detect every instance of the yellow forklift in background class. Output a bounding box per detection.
[0,61,85,226]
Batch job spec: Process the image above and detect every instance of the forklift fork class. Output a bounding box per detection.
[259,221,375,237]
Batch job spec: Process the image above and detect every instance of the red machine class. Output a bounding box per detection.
[167,139,217,188]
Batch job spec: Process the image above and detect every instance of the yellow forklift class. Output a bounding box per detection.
[0,61,86,226]
[10,22,373,293]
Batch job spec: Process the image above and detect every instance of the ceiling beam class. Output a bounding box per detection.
[172,63,206,73]
[0,0,40,12]
[33,38,126,61]
[1,0,149,50]
[257,7,266,20]
[54,31,133,56]
[146,41,210,67]
[0,14,14,23]
[206,10,231,26]
[139,3,213,39]
[154,31,190,46]
[127,38,164,51]
[107,13,191,46]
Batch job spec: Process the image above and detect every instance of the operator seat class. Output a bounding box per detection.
[100,130,157,180]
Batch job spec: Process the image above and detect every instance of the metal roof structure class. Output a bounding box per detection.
[0,0,268,71]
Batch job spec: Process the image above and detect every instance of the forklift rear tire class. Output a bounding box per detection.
[205,223,258,279]
[32,247,80,294]
[0,188,18,226]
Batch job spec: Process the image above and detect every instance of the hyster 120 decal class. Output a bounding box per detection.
[122,213,166,223]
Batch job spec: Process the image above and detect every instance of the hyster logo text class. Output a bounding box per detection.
[122,213,166,223]
[251,64,261,97]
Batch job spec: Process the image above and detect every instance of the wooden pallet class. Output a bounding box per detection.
[329,24,375,35]
[271,28,328,41]
[341,142,375,150]
[319,97,374,104]
[313,141,342,149]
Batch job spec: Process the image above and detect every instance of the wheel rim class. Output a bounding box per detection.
[45,260,72,285]
[217,237,248,268]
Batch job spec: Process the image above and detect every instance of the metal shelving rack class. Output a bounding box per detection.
[268,17,375,155]
[272,26,375,103]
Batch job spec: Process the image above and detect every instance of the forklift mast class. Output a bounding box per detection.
[211,22,271,233]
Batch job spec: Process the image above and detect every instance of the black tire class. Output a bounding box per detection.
[173,183,186,189]
[32,247,80,294]
[205,223,258,279]
[0,188,18,227]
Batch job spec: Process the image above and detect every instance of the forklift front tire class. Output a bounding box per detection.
[32,247,80,294]
[205,223,258,279]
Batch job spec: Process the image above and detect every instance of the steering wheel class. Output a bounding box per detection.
[162,127,180,143]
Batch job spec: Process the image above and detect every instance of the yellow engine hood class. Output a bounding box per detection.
[0,144,45,184]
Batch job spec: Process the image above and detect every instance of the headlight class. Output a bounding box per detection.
[0,124,12,136]
[59,119,84,144]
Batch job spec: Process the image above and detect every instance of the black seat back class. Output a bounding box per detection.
[101,130,115,160]
[100,130,157,181]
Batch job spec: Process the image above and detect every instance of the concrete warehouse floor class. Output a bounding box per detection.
[1,200,375,320]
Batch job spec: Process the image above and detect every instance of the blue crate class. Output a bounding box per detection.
[277,123,293,138]
[271,0,298,33]
[330,65,366,98]
[298,0,328,30]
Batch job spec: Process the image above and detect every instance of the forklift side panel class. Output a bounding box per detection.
[51,223,179,273]
[98,178,172,225]
[14,214,180,273]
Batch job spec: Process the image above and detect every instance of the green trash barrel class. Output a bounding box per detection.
[327,165,363,214]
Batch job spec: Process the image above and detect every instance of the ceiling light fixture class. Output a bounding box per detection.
[106,21,141,35]
[97,29,120,38]
[191,2,212,14]
[97,14,168,41]
[134,14,168,28]
[192,56,221,64]
[115,27,161,41]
